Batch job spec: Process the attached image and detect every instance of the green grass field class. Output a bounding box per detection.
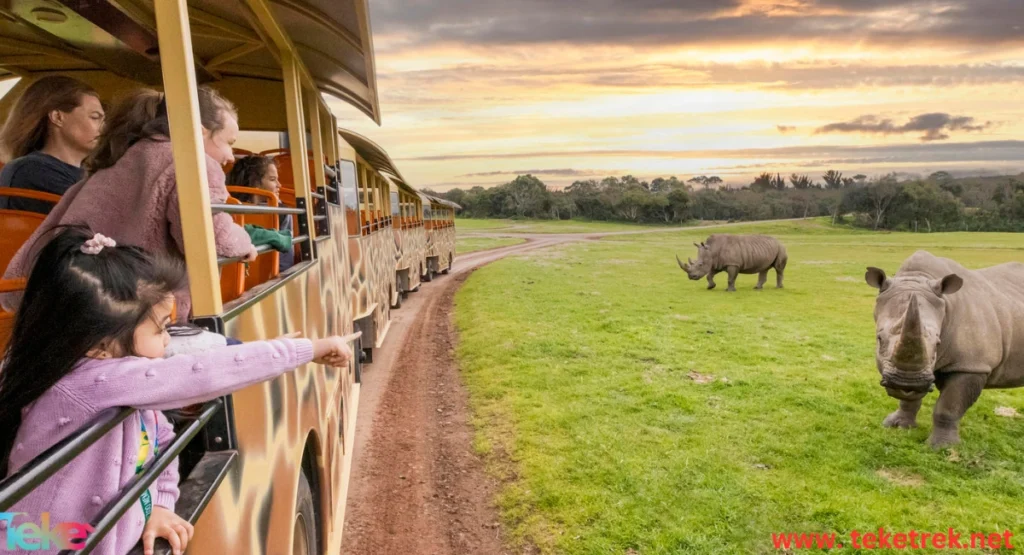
[457,218,698,234]
[458,236,527,255]
[454,219,1024,554]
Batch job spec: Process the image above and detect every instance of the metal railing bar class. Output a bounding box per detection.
[63,400,223,555]
[126,451,238,555]
[0,407,134,510]
[210,203,304,215]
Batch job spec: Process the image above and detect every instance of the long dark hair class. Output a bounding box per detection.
[226,155,276,203]
[0,226,186,476]
[0,75,99,162]
[85,86,237,173]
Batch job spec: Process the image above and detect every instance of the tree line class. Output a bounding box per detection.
[427,170,1024,232]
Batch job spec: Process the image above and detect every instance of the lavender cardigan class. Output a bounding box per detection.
[0,338,314,555]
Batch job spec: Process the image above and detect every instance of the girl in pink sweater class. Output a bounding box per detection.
[0,227,352,555]
[2,86,258,320]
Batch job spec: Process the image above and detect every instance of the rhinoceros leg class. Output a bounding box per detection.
[775,267,784,289]
[726,266,739,292]
[929,372,986,448]
[706,272,717,290]
[882,398,922,429]
[755,271,768,290]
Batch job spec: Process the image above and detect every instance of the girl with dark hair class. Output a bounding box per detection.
[0,226,353,555]
[2,86,258,320]
[226,155,294,272]
[0,75,104,214]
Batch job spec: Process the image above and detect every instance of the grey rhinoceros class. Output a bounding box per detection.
[865,250,1024,447]
[676,234,787,291]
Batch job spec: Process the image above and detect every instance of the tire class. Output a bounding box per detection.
[293,472,318,555]
[354,338,364,383]
[423,269,433,282]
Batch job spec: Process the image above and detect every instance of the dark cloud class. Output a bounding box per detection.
[373,0,1024,49]
[397,140,1024,164]
[815,113,993,141]
[776,125,797,133]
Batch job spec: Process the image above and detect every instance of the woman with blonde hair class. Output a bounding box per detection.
[0,75,104,213]
[2,86,257,320]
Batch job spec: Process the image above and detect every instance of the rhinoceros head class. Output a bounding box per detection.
[676,242,711,280]
[865,266,963,401]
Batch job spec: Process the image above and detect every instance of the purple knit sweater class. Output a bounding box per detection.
[1,138,254,320]
[0,338,314,555]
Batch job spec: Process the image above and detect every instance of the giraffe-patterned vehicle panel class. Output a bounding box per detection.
[347,228,398,348]
[428,226,456,273]
[193,207,358,555]
[395,225,427,292]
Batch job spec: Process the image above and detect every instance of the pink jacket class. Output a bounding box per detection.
[0,338,314,555]
[1,138,253,319]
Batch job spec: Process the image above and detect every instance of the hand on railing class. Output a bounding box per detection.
[143,507,194,555]
[243,246,259,262]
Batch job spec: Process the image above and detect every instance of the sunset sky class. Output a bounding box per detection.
[327,0,1024,192]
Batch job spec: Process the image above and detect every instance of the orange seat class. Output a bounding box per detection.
[219,198,246,303]
[0,188,61,350]
[227,186,281,288]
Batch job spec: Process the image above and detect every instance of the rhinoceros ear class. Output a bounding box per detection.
[865,267,890,291]
[931,273,963,296]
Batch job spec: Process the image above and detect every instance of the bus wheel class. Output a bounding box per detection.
[442,254,452,274]
[423,269,433,282]
[292,472,318,555]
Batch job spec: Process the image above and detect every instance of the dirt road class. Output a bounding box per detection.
[341,219,806,554]
[340,238,561,555]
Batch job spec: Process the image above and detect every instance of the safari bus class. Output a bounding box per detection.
[337,129,426,307]
[334,128,401,362]
[420,194,459,279]
[0,0,457,553]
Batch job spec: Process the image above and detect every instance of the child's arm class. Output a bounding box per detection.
[153,411,180,510]
[64,338,315,411]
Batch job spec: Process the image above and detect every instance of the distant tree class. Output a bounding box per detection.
[863,174,902,230]
[751,172,774,192]
[823,170,845,189]
[504,174,549,217]
[841,177,855,188]
[790,174,814,189]
[771,173,786,191]
[853,174,868,185]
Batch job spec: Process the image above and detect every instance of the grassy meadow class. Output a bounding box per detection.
[453,219,1024,554]
[456,217,702,235]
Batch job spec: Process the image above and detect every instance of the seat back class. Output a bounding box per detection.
[0,189,61,351]
[227,187,281,287]
[219,198,246,303]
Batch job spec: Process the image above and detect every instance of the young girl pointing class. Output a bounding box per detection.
[0,227,352,555]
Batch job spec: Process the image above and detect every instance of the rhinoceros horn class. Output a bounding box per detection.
[892,296,927,370]
[676,254,688,270]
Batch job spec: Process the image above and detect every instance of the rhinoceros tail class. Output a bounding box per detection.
[771,243,788,270]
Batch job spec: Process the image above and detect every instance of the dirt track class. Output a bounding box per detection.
[340,238,561,555]
[341,219,807,554]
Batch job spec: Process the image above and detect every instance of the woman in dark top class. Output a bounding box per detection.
[226,155,295,272]
[0,76,104,214]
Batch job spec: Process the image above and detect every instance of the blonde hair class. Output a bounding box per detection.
[85,85,237,173]
[0,76,99,162]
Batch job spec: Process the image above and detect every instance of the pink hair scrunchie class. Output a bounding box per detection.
[80,233,117,255]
